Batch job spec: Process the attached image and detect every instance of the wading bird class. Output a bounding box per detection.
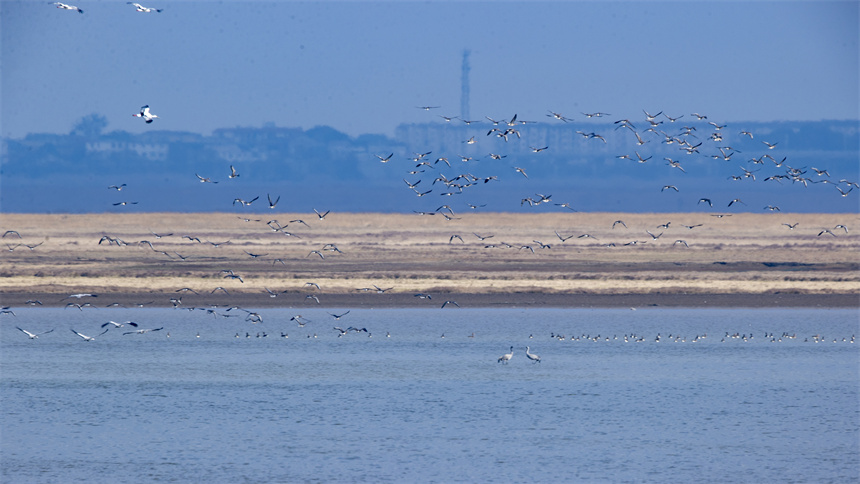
[498,346,514,364]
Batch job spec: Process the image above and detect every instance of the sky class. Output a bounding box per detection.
[1,0,858,140]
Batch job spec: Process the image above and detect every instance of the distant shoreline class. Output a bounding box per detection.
[2,291,857,309]
[2,212,858,310]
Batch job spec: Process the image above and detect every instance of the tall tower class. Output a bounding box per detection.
[460,49,471,121]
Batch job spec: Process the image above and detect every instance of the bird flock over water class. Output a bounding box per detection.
[3,4,856,351]
[5,300,856,367]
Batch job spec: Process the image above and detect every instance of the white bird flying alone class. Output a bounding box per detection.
[132,105,158,123]
[127,2,162,13]
[53,2,83,13]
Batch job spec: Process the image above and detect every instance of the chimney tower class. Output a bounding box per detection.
[460,49,471,121]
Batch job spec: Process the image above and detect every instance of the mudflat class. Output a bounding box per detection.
[1,212,858,308]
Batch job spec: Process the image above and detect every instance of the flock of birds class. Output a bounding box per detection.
[52,2,162,14]
[5,2,854,360]
[5,296,856,369]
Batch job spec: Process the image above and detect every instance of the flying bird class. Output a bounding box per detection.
[127,2,162,12]
[132,105,158,123]
[101,320,139,328]
[71,329,108,341]
[53,2,83,13]
[123,327,164,335]
[16,327,54,339]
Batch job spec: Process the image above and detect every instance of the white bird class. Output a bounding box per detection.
[71,329,108,341]
[132,105,158,123]
[16,327,54,339]
[123,327,164,335]
[53,2,83,13]
[101,320,139,328]
[62,293,98,300]
[498,346,514,364]
[127,2,162,13]
[525,346,541,363]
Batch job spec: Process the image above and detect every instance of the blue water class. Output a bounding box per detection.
[2,307,858,483]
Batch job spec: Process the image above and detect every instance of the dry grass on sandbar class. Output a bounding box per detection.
[1,212,858,299]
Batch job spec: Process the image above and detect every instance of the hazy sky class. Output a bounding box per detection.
[2,1,858,139]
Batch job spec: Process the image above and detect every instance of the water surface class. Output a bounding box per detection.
[2,307,858,483]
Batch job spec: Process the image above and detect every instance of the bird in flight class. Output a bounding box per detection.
[101,320,139,328]
[53,2,83,13]
[267,194,280,209]
[228,165,240,178]
[127,2,162,13]
[196,174,217,183]
[16,327,54,339]
[132,105,158,123]
[123,327,164,335]
[233,196,259,207]
[71,329,108,341]
[314,208,330,220]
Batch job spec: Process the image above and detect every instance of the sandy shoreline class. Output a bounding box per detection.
[1,212,858,309]
[2,291,857,309]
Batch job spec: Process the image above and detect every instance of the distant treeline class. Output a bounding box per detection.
[1,116,858,214]
[3,117,857,183]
